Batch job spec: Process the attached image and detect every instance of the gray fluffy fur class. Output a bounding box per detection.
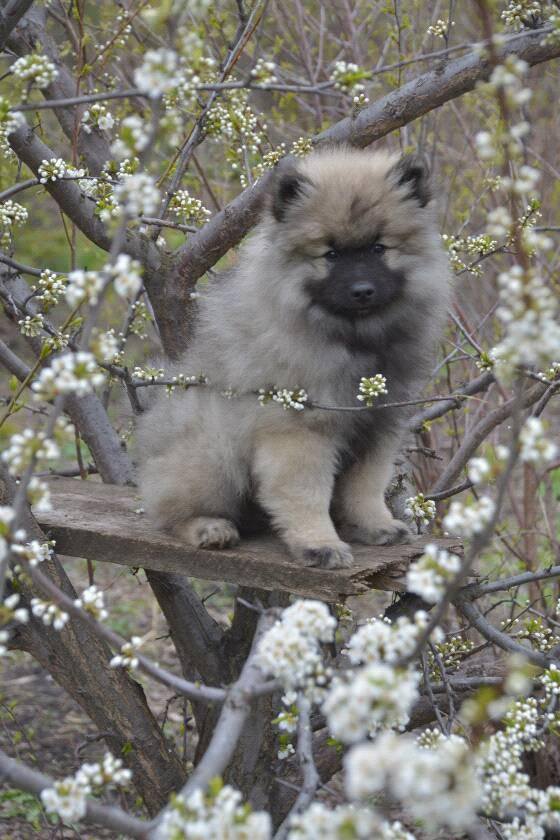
[136,148,451,569]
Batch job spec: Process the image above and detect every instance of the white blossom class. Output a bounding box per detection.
[256,600,335,693]
[154,784,271,839]
[404,492,436,526]
[38,157,68,183]
[32,352,105,400]
[258,387,308,411]
[41,777,87,823]
[323,662,419,743]
[74,752,131,789]
[345,731,481,831]
[110,636,143,670]
[406,543,462,603]
[519,417,558,466]
[2,429,59,475]
[114,172,160,217]
[65,269,104,308]
[12,54,58,88]
[134,48,180,97]
[31,598,69,630]
[81,103,114,134]
[287,802,414,839]
[467,456,491,484]
[443,496,495,537]
[107,253,143,298]
[357,374,387,406]
[74,585,108,621]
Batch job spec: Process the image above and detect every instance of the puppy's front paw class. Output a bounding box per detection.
[340,519,412,546]
[175,516,240,549]
[290,542,354,569]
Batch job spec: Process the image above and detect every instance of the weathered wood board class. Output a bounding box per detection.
[34,477,463,602]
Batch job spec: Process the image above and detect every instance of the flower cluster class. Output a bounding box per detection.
[26,477,52,513]
[30,598,69,630]
[519,417,558,466]
[74,585,108,621]
[330,61,370,100]
[134,48,180,97]
[65,268,104,307]
[467,456,491,484]
[11,54,58,89]
[406,543,462,603]
[427,18,454,37]
[2,429,59,475]
[1,593,29,627]
[256,600,335,694]
[12,538,53,567]
[442,232,497,276]
[287,802,414,839]
[31,269,67,309]
[18,314,44,337]
[0,96,24,154]
[404,492,436,527]
[107,253,143,299]
[324,661,419,743]
[32,352,105,400]
[258,387,308,411]
[322,612,435,743]
[443,495,495,537]
[501,1,543,29]
[92,328,120,363]
[114,172,160,217]
[111,114,151,159]
[0,199,28,245]
[345,731,481,832]
[250,58,277,85]
[345,611,435,666]
[357,374,387,406]
[38,157,69,183]
[154,783,271,840]
[491,265,560,371]
[81,104,115,134]
[75,752,131,790]
[109,636,143,670]
[169,189,211,224]
[41,752,131,825]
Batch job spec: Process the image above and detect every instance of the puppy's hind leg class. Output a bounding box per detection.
[252,429,353,569]
[140,446,242,550]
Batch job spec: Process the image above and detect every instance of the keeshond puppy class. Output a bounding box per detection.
[137,148,450,569]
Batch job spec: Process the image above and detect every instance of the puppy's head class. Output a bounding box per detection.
[264,148,444,321]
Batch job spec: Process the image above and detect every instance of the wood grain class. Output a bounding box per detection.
[34,477,464,601]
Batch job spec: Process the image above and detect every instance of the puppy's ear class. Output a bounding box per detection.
[391,154,431,207]
[270,159,312,222]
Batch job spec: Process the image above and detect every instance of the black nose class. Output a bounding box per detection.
[350,281,375,303]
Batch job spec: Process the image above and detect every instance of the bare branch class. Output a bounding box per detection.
[173,27,560,297]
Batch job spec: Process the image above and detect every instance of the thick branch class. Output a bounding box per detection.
[8,6,113,173]
[0,0,34,49]
[173,27,560,295]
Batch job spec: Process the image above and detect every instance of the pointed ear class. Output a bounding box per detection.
[270,159,312,222]
[391,154,431,207]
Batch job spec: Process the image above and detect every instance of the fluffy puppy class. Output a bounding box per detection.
[137,148,451,569]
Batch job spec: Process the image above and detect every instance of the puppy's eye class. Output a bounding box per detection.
[372,242,386,254]
[324,250,339,261]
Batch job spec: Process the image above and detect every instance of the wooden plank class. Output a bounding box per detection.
[33,477,463,602]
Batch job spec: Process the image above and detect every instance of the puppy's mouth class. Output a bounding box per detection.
[310,299,380,319]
